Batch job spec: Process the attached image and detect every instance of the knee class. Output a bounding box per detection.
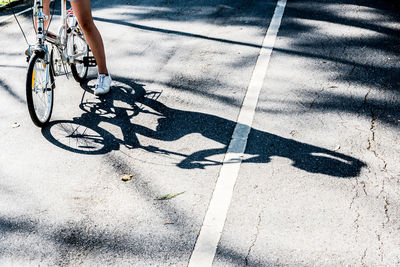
[78,19,95,33]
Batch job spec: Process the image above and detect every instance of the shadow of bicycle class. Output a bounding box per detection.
[42,75,366,178]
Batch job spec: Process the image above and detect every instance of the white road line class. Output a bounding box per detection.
[0,7,32,25]
[188,0,287,266]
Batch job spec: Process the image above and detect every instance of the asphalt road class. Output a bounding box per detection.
[0,0,399,266]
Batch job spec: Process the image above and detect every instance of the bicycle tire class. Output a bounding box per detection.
[50,45,64,77]
[26,52,55,128]
[70,27,89,83]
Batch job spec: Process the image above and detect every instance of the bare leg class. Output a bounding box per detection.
[70,0,108,75]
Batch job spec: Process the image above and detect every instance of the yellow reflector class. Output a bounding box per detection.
[32,70,35,88]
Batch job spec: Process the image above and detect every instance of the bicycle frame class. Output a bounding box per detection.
[31,0,51,91]
[33,0,46,45]
[33,0,88,65]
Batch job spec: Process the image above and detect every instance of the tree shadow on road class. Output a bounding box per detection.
[86,0,400,130]
[274,0,400,128]
[42,75,365,178]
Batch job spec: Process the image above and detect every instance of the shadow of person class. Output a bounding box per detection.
[133,91,366,178]
[43,75,366,178]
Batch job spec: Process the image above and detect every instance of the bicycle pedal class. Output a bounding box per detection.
[83,56,97,67]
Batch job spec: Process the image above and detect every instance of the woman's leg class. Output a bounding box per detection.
[70,0,108,75]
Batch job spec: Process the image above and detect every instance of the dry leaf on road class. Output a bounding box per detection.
[121,174,133,182]
[155,192,185,201]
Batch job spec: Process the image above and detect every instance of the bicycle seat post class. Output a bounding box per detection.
[60,0,67,43]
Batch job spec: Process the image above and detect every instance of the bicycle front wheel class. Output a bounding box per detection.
[26,52,54,127]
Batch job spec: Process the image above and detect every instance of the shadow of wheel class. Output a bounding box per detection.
[41,76,150,154]
[41,120,116,154]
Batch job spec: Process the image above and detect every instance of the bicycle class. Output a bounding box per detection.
[26,0,96,127]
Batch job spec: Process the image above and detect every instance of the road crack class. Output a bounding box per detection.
[358,88,372,112]
[245,212,262,266]
[374,197,390,262]
[384,197,390,225]
[377,232,384,262]
[367,111,376,151]
[354,212,360,236]
[361,248,367,266]
[349,182,359,210]
[350,177,367,242]
[367,110,388,172]
[360,181,368,196]
[376,180,390,263]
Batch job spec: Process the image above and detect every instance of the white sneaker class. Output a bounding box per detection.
[94,74,112,96]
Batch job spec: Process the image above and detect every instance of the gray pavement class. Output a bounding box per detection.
[1,0,399,266]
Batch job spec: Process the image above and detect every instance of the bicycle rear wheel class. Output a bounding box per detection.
[70,27,89,83]
[26,52,54,127]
